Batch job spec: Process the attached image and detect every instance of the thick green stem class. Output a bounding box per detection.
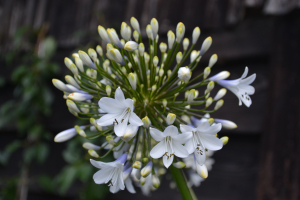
[169,166,198,200]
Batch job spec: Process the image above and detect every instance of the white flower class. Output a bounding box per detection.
[150,125,191,168]
[90,153,127,193]
[215,67,256,107]
[124,41,138,51]
[68,92,93,102]
[97,87,143,137]
[188,171,204,187]
[180,121,222,165]
[54,127,83,142]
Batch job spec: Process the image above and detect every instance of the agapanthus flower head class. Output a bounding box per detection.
[52,16,256,195]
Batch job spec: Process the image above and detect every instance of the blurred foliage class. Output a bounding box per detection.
[0,26,109,199]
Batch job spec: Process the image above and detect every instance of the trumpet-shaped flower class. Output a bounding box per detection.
[90,153,127,193]
[150,125,191,168]
[180,121,222,165]
[97,87,143,137]
[215,67,256,107]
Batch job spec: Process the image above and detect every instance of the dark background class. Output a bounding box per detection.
[1,0,300,199]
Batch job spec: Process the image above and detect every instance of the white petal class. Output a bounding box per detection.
[97,113,119,126]
[172,141,189,158]
[241,67,249,79]
[185,138,196,154]
[203,123,222,135]
[200,134,223,151]
[125,178,136,193]
[114,87,126,103]
[163,154,174,168]
[180,124,195,133]
[150,141,166,158]
[93,168,112,184]
[164,125,178,137]
[90,159,107,169]
[194,148,206,165]
[99,97,125,113]
[173,133,193,144]
[240,73,256,85]
[150,128,164,141]
[129,112,143,126]
[114,115,129,137]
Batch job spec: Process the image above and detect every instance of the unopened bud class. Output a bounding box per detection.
[138,43,145,56]
[166,113,176,125]
[196,164,208,179]
[200,36,212,56]
[206,81,215,93]
[88,149,99,158]
[214,99,224,110]
[98,25,110,43]
[181,115,191,124]
[214,88,227,100]
[153,56,159,66]
[146,24,153,39]
[178,67,191,83]
[209,71,230,81]
[64,57,73,70]
[88,48,97,62]
[128,73,137,90]
[152,85,157,91]
[190,50,200,63]
[150,18,159,39]
[176,22,185,43]
[214,119,237,129]
[75,125,86,137]
[206,97,213,108]
[106,135,115,145]
[67,99,80,113]
[141,162,152,177]
[130,17,140,33]
[173,161,186,169]
[107,28,123,48]
[78,50,96,69]
[140,177,146,186]
[52,79,73,93]
[167,31,175,49]
[162,99,167,107]
[133,30,139,42]
[183,38,189,51]
[152,175,160,188]
[192,27,201,44]
[96,45,103,56]
[159,68,164,77]
[220,136,229,145]
[209,54,218,68]
[167,70,172,78]
[83,142,101,150]
[142,116,151,128]
[106,85,111,96]
[207,118,215,125]
[68,93,93,102]
[204,67,211,79]
[133,161,142,169]
[70,64,78,76]
[124,41,138,51]
[176,52,183,64]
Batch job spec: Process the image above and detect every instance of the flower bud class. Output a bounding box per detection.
[200,36,212,56]
[96,45,103,56]
[144,52,150,63]
[133,30,139,42]
[167,31,175,49]
[205,97,213,108]
[152,85,157,91]
[124,41,138,51]
[68,93,93,102]
[153,56,159,67]
[130,17,140,33]
[146,24,153,39]
[176,52,183,64]
[142,116,151,128]
[75,125,86,137]
[190,50,200,63]
[178,67,191,83]
[150,18,159,39]
[183,38,189,51]
[133,161,142,169]
[138,43,145,56]
[72,53,79,58]
[204,67,211,79]
[214,99,224,110]
[209,54,218,68]
[90,118,96,126]
[176,22,185,43]
[159,68,164,77]
[140,176,146,186]
[69,63,78,76]
[196,164,208,179]
[108,48,125,65]
[121,22,130,41]
[167,70,172,78]
[192,27,201,44]
[65,75,80,89]
[106,135,115,145]
[83,142,101,150]
[66,99,80,113]
[98,25,110,43]
[152,175,160,188]
[73,57,83,72]
[205,81,214,94]
[162,99,167,107]
[141,162,152,177]
[166,113,176,125]
[106,85,111,97]
[220,136,229,145]
[209,71,230,81]
[54,127,78,142]
[128,73,137,90]
[214,119,237,129]
[78,50,96,69]
[181,115,191,124]
[159,42,167,53]
[52,79,73,93]
[88,149,99,158]
[107,28,123,48]
[88,48,97,62]
[214,88,227,100]
[173,161,186,169]
[64,57,73,70]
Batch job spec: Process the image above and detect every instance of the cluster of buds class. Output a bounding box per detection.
[53,17,256,195]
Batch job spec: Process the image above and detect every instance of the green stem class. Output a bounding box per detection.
[169,166,198,200]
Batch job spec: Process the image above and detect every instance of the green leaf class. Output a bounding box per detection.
[38,175,55,193]
[57,166,77,194]
[36,143,49,164]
